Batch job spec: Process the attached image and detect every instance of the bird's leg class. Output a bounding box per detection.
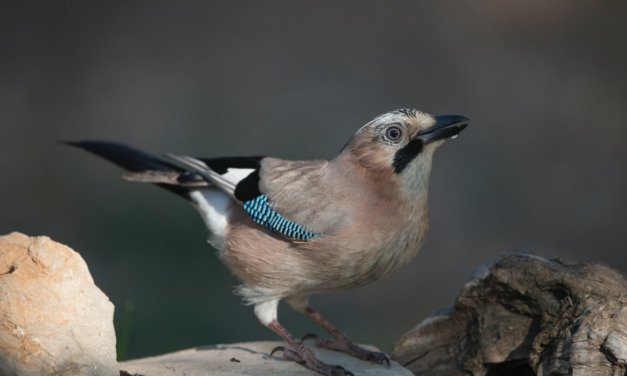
[267,320,354,376]
[301,306,390,367]
[285,297,388,365]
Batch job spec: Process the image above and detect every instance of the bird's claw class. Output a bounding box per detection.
[269,346,304,363]
[269,343,354,375]
[366,351,390,367]
[305,333,391,368]
[318,364,354,376]
[269,345,286,359]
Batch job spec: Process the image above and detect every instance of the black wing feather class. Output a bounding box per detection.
[199,157,264,202]
[233,170,261,201]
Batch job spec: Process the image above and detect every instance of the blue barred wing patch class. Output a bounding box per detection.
[243,195,321,241]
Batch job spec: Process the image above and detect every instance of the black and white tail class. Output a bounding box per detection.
[66,140,264,249]
[64,141,202,198]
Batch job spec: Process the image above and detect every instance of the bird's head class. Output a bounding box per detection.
[338,108,469,192]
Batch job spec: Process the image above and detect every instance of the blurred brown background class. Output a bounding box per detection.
[2,0,626,360]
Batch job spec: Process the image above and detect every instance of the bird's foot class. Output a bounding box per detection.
[302,333,390,367]
[270,345,355,376]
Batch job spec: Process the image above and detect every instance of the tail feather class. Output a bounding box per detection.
[64,140,193,198]
[63,141,184,172]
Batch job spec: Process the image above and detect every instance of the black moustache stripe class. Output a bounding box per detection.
[392,138,424,174]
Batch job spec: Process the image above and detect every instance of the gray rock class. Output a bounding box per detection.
[0,232,117,376]
[120,341,413,376]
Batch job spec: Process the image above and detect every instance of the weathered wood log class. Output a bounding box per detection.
[392,252,627,376]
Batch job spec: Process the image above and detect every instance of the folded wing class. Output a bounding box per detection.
[167,154,350,241]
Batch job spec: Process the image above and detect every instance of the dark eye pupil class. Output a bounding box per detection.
[387,127,401,141]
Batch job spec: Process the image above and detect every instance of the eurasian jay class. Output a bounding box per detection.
[67,108,469,375]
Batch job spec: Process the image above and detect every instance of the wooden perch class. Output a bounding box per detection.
[392,252,627,376]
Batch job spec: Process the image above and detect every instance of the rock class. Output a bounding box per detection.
[0,232,117,376]
[120,341,413,376]
[392,252,627,376]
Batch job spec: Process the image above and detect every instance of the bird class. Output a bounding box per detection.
[66,108,469,376]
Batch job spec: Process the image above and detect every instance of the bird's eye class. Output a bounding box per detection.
[385,126,403,142]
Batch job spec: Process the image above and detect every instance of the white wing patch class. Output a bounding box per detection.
[189,189,233,251]
[166,154,255,199]
[221,168,255,186]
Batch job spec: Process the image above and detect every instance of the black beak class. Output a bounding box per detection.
[416,115,470,144]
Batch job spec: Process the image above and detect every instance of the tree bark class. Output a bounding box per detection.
[392,252,627,376]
